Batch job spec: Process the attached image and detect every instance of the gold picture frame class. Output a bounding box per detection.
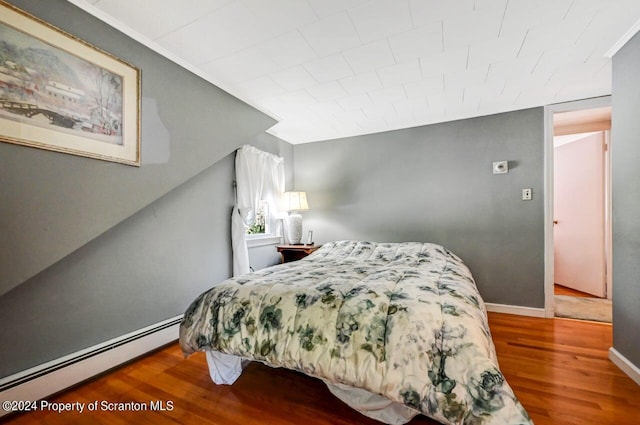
[0,1,141,166]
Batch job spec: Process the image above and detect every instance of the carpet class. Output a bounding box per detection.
[554,295,612,323]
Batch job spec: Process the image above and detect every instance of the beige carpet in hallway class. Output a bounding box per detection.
[554,295,612,323]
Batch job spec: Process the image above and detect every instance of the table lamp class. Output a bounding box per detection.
[282,191,309,244]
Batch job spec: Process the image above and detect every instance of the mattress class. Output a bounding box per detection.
[179,240,531,425]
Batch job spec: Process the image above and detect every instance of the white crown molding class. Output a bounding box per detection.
[64,0,280,122]
[606,17,640,58]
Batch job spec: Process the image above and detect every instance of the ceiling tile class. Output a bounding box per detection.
[306,81,348,102]
[362,103,397,120]
[408,0,475,25]
[463,83,504,103]
[236,76,286,100]
[338,108,369,121]
[348,0,413,43]
[444,67,489,91]
[339,72,383,96]
[306,0,369,18]
[385,115,417,130]
[591,61,611,85]
[499,0,574,36]
[404,75,444,98]
[393,97,429,117]
[279,89,318,105]
[257,31,318,68]
[477,98,514,114]
[474,0,509,13]
[377,60,422,87]
[574,5,640,58]
[307,100,345,116]
[546,61,608,91]
[85,0,640,144]
[299,12,361,57]
[514,84,559,107]
[203,47,279,84]
[429,88,464,110]
[342,40,396,74]
[467,30,526,69]
[562,0,605,21]
[388,24,443,63]
[358,119,397,135]
[94,0,231,40]
[241,0,317,35]
[423,95,447,113]
[420,47,468,77]
[270,66,317,91]
[156,1,271,65]
[338,94,374,110]
[368,86,407,104]
[258,97,309,118]
[481,69,508,94]
[531,45,591,79]
[519,9,598,60]
[443,10,503,50]
[304,54,354,83]
[461,91,482,112]
[486,56,538,88]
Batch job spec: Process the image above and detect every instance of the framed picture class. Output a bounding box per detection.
[0,1,141,166]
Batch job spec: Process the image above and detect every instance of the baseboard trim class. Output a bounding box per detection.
[485,303,547,318]
[609,347,640,386]
[0,315,182,418]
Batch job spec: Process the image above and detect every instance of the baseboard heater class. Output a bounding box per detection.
[0,315,182,417]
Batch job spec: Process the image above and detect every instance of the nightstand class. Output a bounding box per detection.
[276,244,320,263]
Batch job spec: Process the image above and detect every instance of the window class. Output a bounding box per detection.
[246,200,269,235]
[245,200,281,248]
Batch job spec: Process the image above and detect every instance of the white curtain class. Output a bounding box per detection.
[231,145,285,276]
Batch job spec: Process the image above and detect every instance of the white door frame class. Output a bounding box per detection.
[543,96,612,317]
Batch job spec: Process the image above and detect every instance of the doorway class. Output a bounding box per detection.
[549,103,612,322]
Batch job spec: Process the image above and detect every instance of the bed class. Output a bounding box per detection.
[179,240,532,425]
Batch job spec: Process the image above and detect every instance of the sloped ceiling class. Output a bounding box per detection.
[74,0,640,143]
[0,0,278,296]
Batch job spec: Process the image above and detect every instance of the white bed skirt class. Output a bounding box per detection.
[205,351,245,385]
[205,351,418,424]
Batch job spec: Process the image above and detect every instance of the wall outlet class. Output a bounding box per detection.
[493,161,508,174]
[522,188,532,201]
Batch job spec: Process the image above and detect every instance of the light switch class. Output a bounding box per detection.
[522,188,532,201]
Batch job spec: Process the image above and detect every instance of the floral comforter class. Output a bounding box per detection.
[180,241,532,425]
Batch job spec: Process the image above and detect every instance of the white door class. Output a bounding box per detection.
[553,132,606,297]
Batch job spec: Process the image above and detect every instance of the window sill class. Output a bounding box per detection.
[246,235,282,248]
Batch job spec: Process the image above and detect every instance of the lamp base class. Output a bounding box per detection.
[285,212,303,244]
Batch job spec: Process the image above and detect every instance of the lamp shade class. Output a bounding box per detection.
[281,191,309,211]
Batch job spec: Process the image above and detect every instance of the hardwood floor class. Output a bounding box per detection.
[554,283,595,298]
[3,313,639,425]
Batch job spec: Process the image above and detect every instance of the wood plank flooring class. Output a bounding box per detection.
[3,312,639,425]
[554,284,595,298]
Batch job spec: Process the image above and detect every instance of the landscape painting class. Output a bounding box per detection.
[0,2,140,166]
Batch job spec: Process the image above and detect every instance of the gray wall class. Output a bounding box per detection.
[294,109,545,307]
[0,0,278,296]
[0,1,292,377]
[611,32,640,369]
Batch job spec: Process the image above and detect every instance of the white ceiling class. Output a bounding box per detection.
[73,0,640,144]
